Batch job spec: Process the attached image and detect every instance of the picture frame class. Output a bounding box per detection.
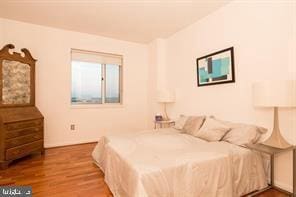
[196,47,235,87]
[155,115,163,121]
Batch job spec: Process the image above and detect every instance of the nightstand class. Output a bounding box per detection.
[245,143,296,196]
[154,120,175,129]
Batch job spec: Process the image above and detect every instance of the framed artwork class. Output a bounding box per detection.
[155,115,163,121]
[196,47,235,87]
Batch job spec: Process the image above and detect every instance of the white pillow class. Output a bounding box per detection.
[173,115,189,130]
[214,118,267,145]
[195,117,230,141]
[182,116,206,136]
[223,124,267,145]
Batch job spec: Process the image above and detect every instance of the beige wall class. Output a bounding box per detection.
[0,18,3,46]
[0,18,150,147]
[147,40,158,127]
[147,39,170,126]
[161,1,296,192]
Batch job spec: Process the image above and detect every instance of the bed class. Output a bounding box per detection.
[92,128,268,197]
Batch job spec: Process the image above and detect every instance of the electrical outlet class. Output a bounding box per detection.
[70,124,75,131]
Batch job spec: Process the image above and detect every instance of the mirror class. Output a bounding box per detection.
[0,44,36,107]
[2,60,31,104]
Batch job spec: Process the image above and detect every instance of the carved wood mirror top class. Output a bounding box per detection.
[0,44,37,107]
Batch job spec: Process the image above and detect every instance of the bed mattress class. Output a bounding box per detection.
[92,128,268,197]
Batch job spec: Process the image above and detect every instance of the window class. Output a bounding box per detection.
[71,49,122,105]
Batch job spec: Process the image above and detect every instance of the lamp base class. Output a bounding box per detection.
[162,117,170,121]
[162,103,170,121]
[261,107,292,149]
[261,136,292,149]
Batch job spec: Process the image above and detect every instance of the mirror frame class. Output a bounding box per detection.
[0,44,37,107]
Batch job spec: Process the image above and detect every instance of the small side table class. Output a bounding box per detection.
[245,143,295,196]
[154,120,175,129]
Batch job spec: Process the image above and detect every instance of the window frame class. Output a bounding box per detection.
[70,48,123,107]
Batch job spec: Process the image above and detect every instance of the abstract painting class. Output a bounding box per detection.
[196,47,235,87]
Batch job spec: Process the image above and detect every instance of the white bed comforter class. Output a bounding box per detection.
[92,128,267,197]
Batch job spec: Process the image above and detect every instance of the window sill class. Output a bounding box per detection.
[70,103,124,109]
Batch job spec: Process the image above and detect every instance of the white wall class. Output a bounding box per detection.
[147,40,158,127]
[0,18,150,147]
[147,39,171,126]
[162,1,296,191]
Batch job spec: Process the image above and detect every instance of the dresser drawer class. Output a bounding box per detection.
[5,119,43,131]
[5,132,43,149]
[5,127,42,139]
[6,140,43,160]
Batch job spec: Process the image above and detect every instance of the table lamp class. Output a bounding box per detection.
[157,90,175,120]
[253,80,296,149]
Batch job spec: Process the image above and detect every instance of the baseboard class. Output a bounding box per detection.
[44,139,99,148]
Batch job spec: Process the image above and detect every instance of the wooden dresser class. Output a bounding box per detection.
[0,107,44,169]
[0,44,44,169]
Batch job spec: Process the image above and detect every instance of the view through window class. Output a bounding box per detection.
[71,49,122,104]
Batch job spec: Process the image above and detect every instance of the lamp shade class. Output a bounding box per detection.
[157,90,175,103]
[253,80,296,107]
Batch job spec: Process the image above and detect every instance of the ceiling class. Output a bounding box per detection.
[0,0,230,43]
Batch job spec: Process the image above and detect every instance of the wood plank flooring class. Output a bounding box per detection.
[255,189,290,197]
[0,143,112,196]
[0,143,289,197]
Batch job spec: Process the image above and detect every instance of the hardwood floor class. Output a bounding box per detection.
[255,189,290,197]
[0,143,112,196]
[0,143,289,197]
